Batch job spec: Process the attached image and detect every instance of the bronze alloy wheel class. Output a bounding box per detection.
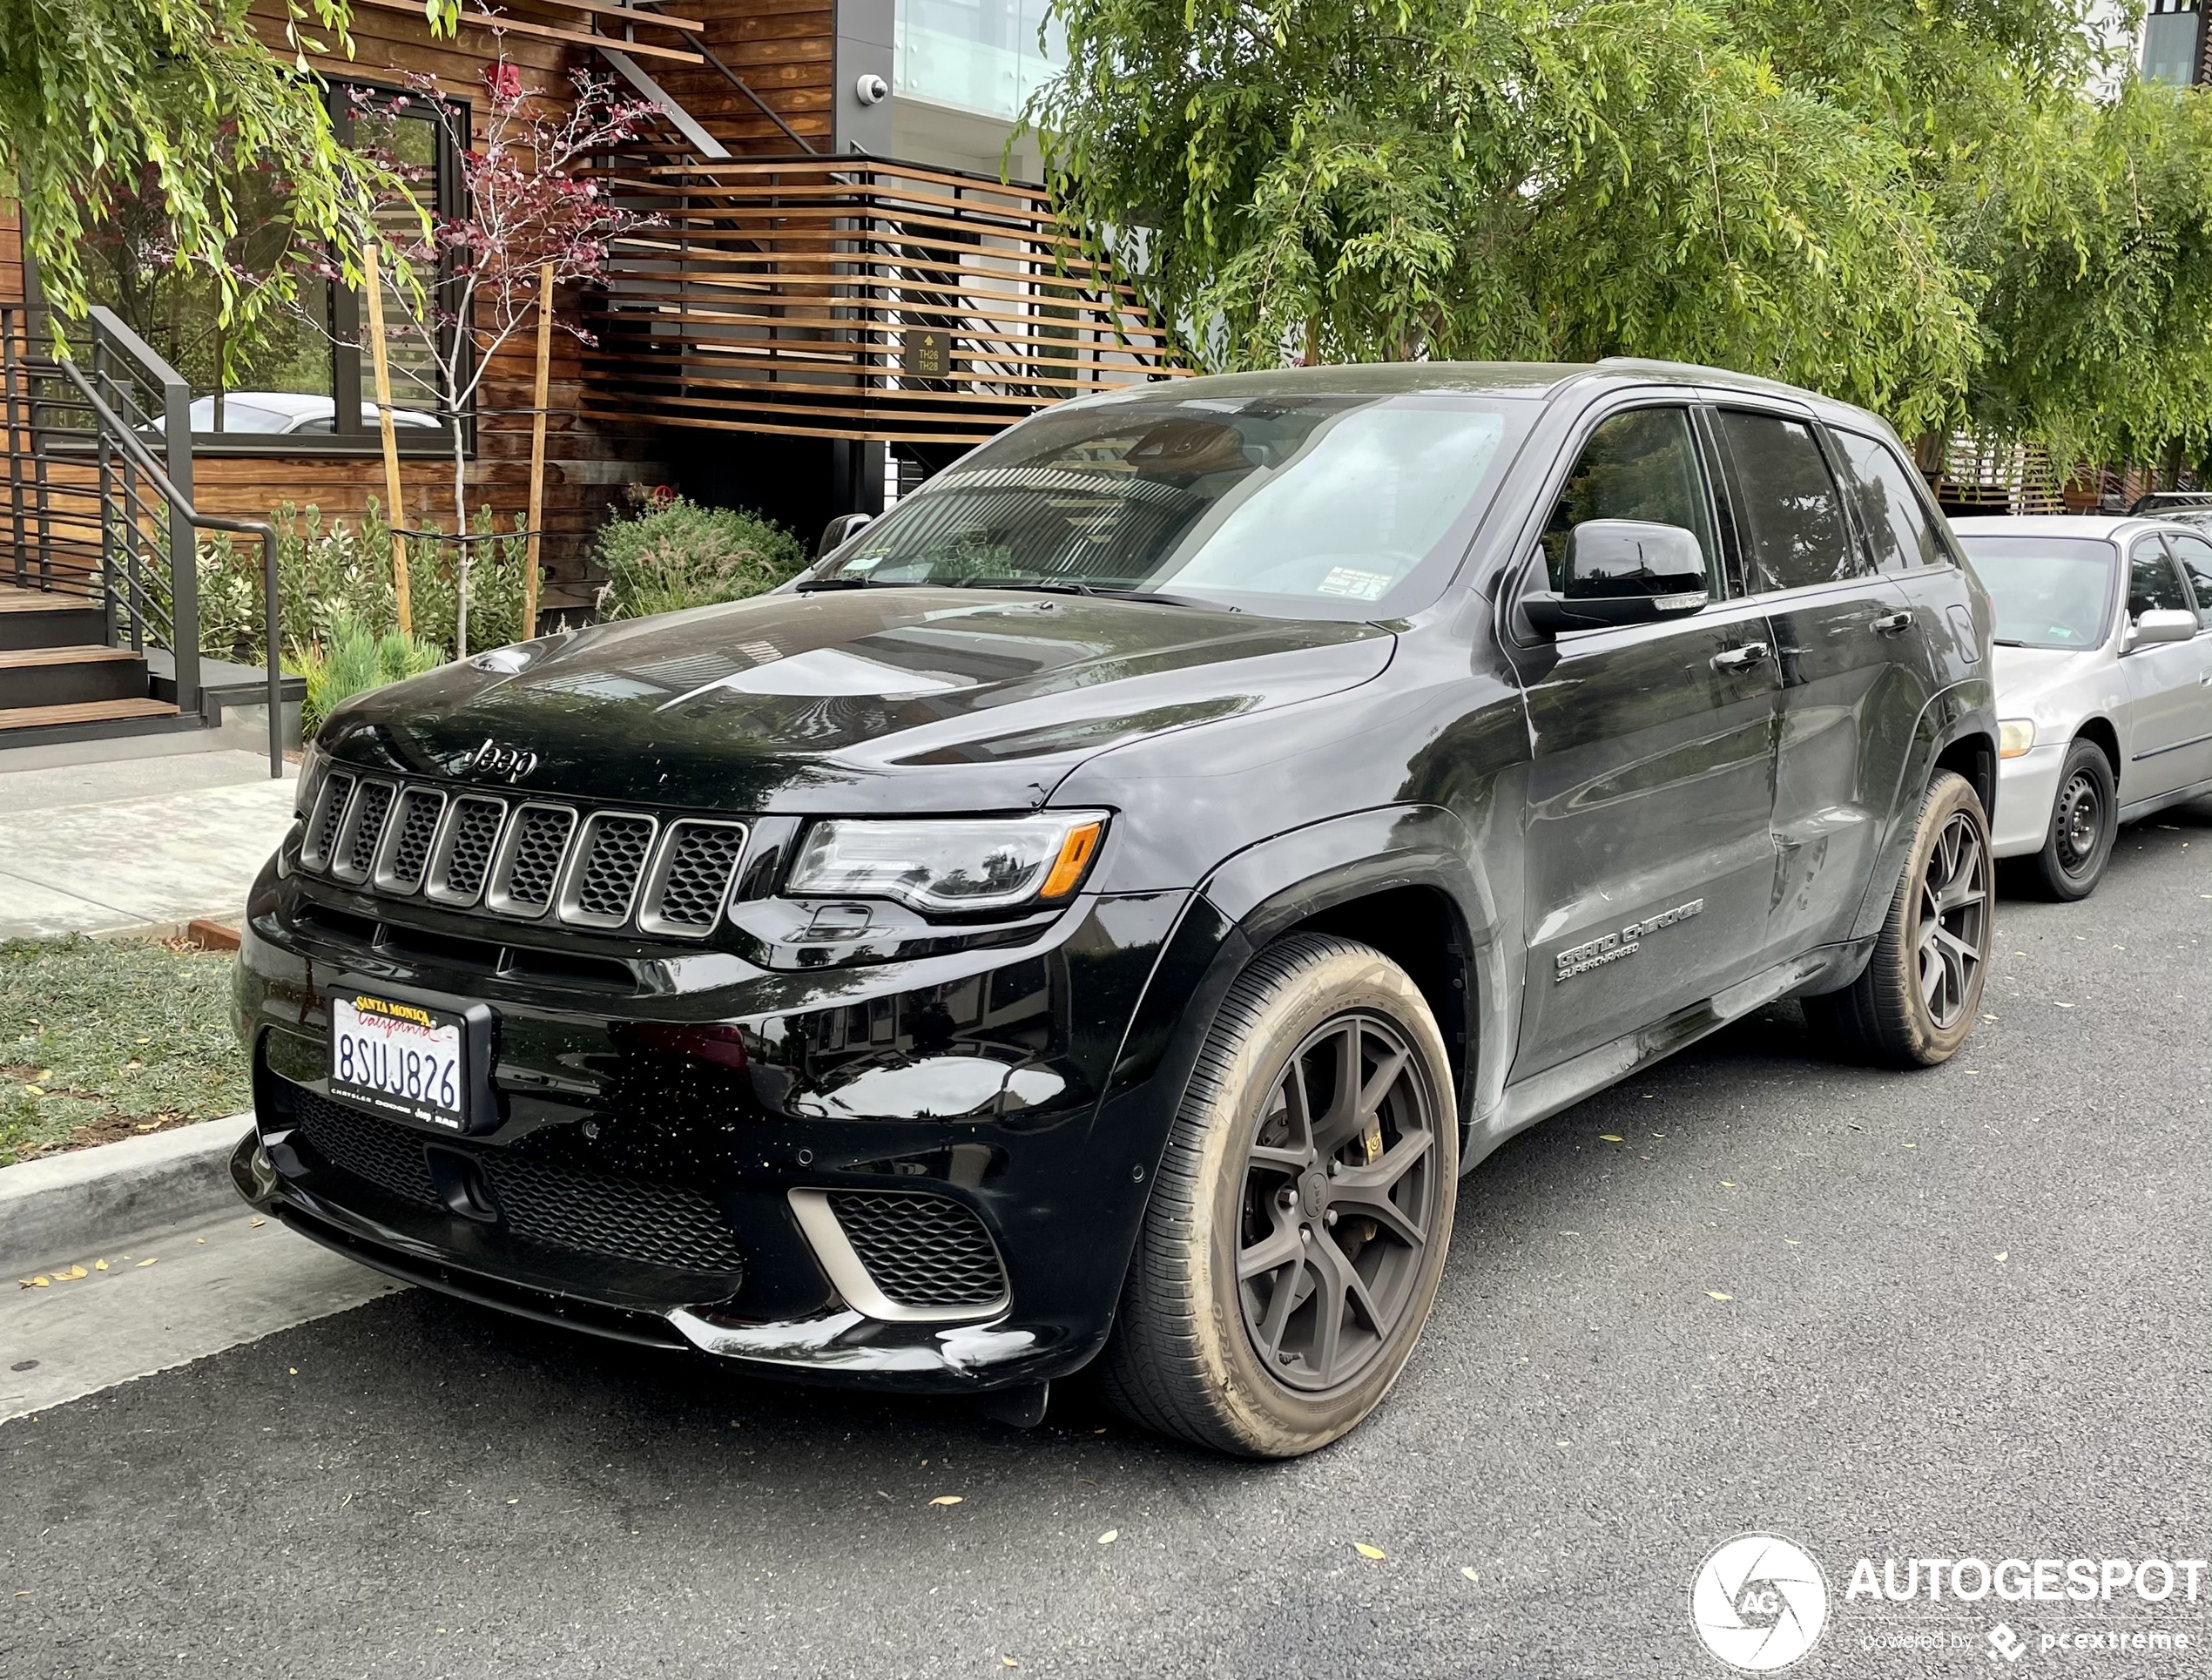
[1803,769,1992,1067]
[1100,934,1459,1457]
[1236,1011,1442,1393]
[1913,808,1988,1031]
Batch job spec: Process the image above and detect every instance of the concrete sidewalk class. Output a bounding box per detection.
[0,748,296,940]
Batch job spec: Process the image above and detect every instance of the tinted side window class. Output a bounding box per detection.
[1832,429,1943,572]
[1714,410,1861,591]
[2129,542,2190,617]
[1539,408,1718,591]
[2167,533,2212,628]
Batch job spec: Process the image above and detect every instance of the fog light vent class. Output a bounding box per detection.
[825,1191,1008,1311]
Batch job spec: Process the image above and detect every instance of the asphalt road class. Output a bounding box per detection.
[6,807,2212,1680]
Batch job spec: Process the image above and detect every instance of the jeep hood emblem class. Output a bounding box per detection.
[466,739,539,782]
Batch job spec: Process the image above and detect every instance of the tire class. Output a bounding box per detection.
[2024,738,2117,901]
[1100,934,1459,1458]
[1803,770,1992,1068]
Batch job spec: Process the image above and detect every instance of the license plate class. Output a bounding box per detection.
[329,992,468,1131]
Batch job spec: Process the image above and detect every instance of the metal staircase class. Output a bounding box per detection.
[0,307,289,772]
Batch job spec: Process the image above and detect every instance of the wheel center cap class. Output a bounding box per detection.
[1298,1170,1328,1218]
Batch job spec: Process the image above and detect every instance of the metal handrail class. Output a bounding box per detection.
[51,358,285,778]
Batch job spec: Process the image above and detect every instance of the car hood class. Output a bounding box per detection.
[322,589,1397,813]
[1992,642,2108,718]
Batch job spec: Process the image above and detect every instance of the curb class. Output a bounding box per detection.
[1,1113,253,1273]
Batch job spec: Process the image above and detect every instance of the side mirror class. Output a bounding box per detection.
[1522,520,1711,635]
[815,511,875,559]
[2126,608,2198,650]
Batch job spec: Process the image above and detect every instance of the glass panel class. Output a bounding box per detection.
[1957,536,2115,649]
[2167,532,2212,626]
[1832,429,1943,572]
[895,0,1061,121]
[367,108,447,427]
[79,168,334,435]
[2144,9,2202,84]
[2130,541,2192,616]
[1716,410,1862,591]
[819,394,1534,619]
[1538,408,1717,592]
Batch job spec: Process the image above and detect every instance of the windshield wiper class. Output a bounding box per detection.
[792,576,935,592]
[1989,637,2029,647]
[954,577,1236,611]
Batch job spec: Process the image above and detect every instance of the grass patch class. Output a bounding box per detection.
[0,936,250,1164]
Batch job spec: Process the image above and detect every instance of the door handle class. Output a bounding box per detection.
[1711,642,1771,673]
[1871,611,1914,636]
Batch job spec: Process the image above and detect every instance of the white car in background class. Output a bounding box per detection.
[184,393,441,435]
[1952,516,2212,899]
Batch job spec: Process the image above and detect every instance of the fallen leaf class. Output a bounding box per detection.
[929,1495,963,1507]
[28,1276,49,1287]
[1598,1134,1623,1143]
[1353,1542,1387,1560]
[1460,1567,1480,1582]
[1001,1660,1020,1670]
[22,1086,40,1097]
[506,1498,518,1505]
[876,1490,892,1500]
[2053,1002,2074,1009]
[1097,1529,1118,1544]
[288,1367,298,1376]
[1719,1181,1737,1188]
[93,1259,108,1272]
[1902,1143,1917,1149]
[58,1265,86,1280]
[1994,1252,2008,1262]
[249,1218,265,1229]
[135,1258,157,1268]
[1784,1239,1801,1246]
[1706,1291,1734,1301]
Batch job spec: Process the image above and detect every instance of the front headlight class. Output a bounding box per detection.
[786,813,1108,914]
[1999,719,2037,759]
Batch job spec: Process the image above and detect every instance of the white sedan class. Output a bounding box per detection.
[1953,515,2212,899]
[184,393,441,435]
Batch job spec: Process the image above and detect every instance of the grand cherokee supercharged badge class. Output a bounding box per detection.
[1555,898,1703,982]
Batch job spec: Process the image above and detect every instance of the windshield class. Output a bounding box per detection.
[1956,536,2116,650]
[811,392,1535,618]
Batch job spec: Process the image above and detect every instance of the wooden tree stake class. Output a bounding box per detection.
[523,260,555,642]
[363,242,412,637]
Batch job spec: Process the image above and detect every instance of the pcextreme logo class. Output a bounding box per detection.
[1690,1533,1831,1671]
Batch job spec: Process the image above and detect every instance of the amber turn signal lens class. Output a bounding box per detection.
[1039,819,1104,900]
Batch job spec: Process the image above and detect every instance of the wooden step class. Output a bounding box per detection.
[0,642,148,709]
[0,696,174,732]
[0,586,107,651]
[0,584,95,612]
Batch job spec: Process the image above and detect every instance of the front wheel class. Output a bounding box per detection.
[1804,769,1992,1067]
[1100,934,1458,1457]
[2024,738,2117,901]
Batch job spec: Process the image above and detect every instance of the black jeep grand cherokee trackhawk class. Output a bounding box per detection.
[233,361,1996,1456]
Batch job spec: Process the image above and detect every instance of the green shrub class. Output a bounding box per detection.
[593,494,806,619]
[298,613,447,735]
[193,500,528,665]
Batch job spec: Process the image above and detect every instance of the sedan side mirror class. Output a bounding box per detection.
[1522,520,1711,635]
[2126,608,2198,651]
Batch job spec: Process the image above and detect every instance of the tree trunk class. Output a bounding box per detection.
[450,427,470,658]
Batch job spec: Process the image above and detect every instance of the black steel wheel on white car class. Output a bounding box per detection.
[2026,738,2118,901]
[1804,770,1993,1067]
[1101,934,1458,1457]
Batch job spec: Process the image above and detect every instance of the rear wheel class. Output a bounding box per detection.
[1803,770,1991,1068]
[1101,934,1458,1458]
[2024,738,2117,901]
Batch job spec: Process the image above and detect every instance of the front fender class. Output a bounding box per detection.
[1847,678,1998,943]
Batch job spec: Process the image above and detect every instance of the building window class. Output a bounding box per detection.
[2143,1,2202,84]
[74,78,468,454]
[894,0,1060,123]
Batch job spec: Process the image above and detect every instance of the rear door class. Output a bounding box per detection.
[2120,536,2212,800]
[1510,401,1783,1078]
[1707,408,1927,960]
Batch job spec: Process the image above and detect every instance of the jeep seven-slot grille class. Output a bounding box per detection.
[489,805,577,916]
[379,788,445,891]
[826,1191,1008,1309]
[567,813,655,926]
[427,795,507,905]
[302,773,746,937]
[290,1090,747,1275]
[337,781,395,881]
[643,820,746,934]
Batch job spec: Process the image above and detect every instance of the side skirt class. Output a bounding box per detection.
[1463,941,1871,1174]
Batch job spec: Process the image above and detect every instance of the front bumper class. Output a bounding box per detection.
[1993,743,2067,859]
[233,868,1196,1393]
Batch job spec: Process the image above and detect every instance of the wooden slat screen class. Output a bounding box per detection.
[578,153,1186,443]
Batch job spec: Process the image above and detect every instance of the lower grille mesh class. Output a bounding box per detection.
[826,1191,1007,1309]
[289,1091,745,1275]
